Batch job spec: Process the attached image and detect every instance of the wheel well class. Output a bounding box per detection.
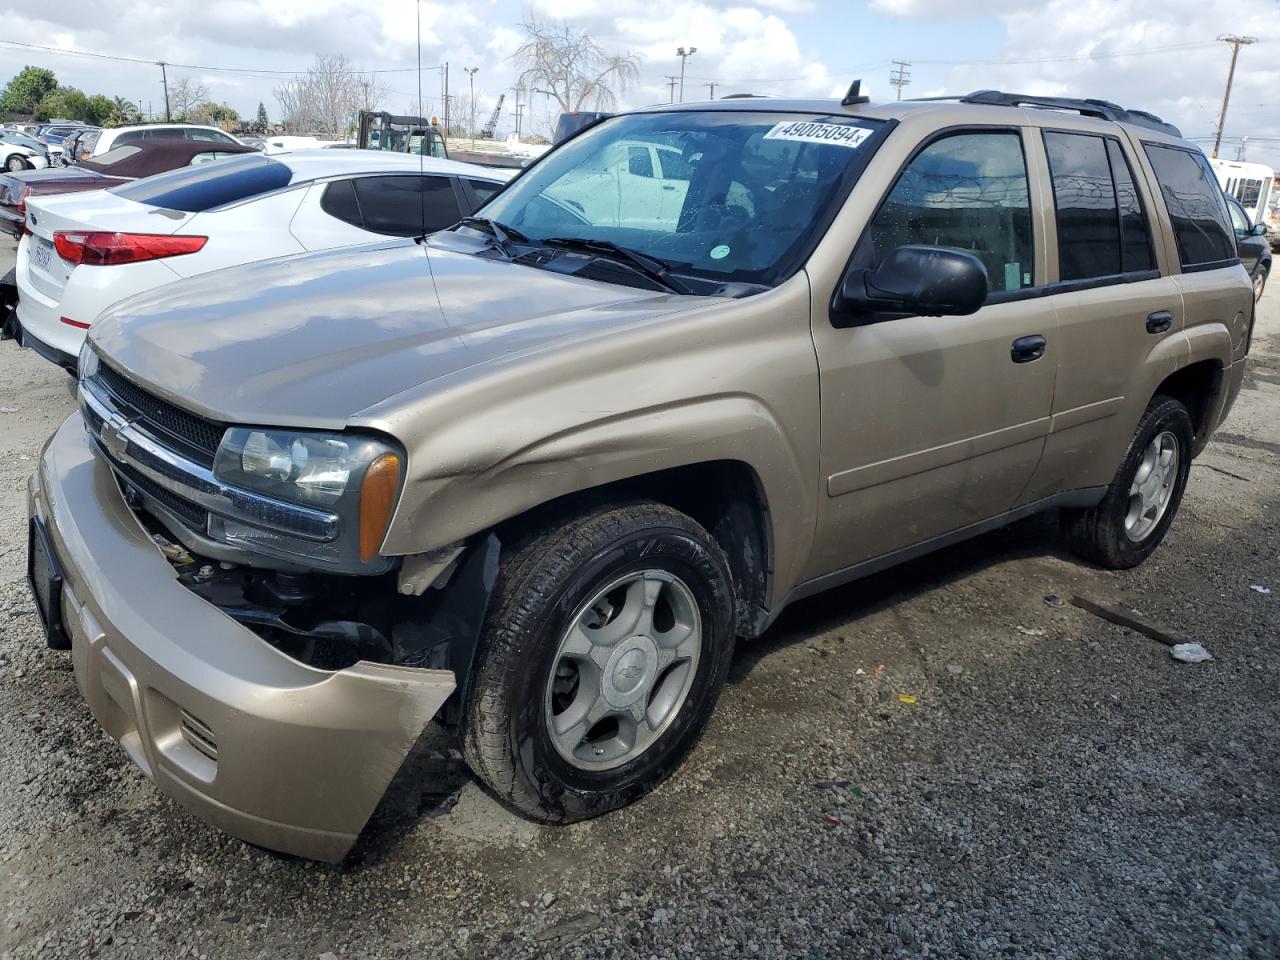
[497,461,773,637]
[1156,360,1223,453]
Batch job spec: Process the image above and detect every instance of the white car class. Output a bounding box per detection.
[2,135,50,172]
[15,150,512,369]
[90,124,244,157]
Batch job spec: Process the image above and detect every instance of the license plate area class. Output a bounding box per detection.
[32,236,53,270]
[27,516,70,650]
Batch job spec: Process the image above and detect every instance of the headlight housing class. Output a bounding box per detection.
[78,342,99,382]
[213,428,403,566]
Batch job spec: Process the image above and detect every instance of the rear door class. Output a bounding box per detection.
[288,174,466,250]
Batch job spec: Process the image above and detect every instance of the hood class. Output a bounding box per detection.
[90,237,697,428]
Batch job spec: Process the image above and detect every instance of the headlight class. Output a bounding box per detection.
[214,428,403,563]
[78,342,99,381]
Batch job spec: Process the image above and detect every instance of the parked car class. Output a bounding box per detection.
[1225,195,1271,300]
[29,91,1253,861]
[1,132,50,172]
[0,140,256,240]
[14,150,512,369]
[89,123,242,157]
[61,127,102,164]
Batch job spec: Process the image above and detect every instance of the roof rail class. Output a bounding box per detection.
[957,90,1182,137]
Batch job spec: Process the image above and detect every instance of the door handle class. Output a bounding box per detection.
[1011,334,1047,363]
[661,184,677,191]
[1146,310,1173,334]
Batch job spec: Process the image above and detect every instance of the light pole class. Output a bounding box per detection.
[1212,35,1257,159]
[464,67,479,139]
[677,46,697,103]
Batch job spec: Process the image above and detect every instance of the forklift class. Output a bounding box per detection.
[356,111,449,159]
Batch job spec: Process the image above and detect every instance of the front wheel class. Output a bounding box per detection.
[4,155,27,173]
[1061,395,1193,569]
[1253,264,1268,302]
[461,502,736,823]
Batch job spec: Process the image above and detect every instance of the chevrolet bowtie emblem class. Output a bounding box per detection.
[99,414,130,461]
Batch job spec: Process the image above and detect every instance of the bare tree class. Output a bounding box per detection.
[274,54,386,137]
[169,75,209,120]
[512,18,641,114]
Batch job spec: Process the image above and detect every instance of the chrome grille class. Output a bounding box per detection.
[93,363,226,466]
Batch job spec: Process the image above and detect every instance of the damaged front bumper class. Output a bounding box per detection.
[28,413,456,861]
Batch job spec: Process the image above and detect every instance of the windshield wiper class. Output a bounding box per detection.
[457,217,528,259]
[542,236,694,295]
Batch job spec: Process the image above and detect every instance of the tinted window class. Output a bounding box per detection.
[352,175,462,235]
[656,148,693,181]
[320,178,362,227]
[1143,144,1236,268]
[627,145,654,178]
[110,154,292,212]
[118,128,187,145]
[190,129,236,144]
[1044,132,1120,281]
[465,178,503,206]
[1106,139,1155,273]
[863,131,1034,293]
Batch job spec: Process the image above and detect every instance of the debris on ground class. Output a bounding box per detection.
[1250,584,1271,595]
[898,694,918,704]
[821,815,844,827]
[946,663,964,675]
[1043,594,1065,607]
[1016,626,1047,637]
[1170,643,1214,664]
[1070,595,1191,647]
[533,912,603,944]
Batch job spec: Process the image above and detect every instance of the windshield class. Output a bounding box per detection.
[2,133,43,151]
[479,110,885,288]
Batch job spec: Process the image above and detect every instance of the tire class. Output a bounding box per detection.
[1253,264,1268,302]
[461,501,736,824]
[4,154,27,173]
[1061,395,1193,569]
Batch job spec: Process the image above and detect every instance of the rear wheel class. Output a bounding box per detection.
[4,154,27,173]
[1061,395,1193,569]
[461,502,735,823]
[1253,264,1268,302]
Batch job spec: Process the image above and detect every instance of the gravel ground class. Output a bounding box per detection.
[1,233,1277,960]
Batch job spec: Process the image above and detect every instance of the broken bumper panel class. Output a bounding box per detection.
[28,413,456,862]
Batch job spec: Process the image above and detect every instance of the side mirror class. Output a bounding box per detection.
[833,245,989,326]
[1252,222,1268,237]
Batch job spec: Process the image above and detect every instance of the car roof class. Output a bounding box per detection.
[105,123,234,136]
[629,94,1191,146]
[272,149,515,183]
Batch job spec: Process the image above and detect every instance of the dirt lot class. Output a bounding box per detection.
[0,234,1277,960]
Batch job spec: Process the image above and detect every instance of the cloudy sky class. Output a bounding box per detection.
[2,0,1277,161]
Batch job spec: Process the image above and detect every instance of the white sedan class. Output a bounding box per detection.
[15,150,512,370]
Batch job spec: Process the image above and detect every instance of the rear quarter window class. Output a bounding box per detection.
[1143,144,1237,269]
[109,154,292,212]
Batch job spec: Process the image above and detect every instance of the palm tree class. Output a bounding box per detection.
[111,95,137,125]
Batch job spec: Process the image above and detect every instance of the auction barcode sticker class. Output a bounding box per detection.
[763,121,873,149]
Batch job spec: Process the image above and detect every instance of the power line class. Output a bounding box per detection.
[0,38,439,77]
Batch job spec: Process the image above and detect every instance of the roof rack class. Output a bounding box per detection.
[916,90,1182,137]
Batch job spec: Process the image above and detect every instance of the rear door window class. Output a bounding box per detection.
[110,154,292,212]
[1106,139,1156,273]
[1143,144,1237,269]
[320,178,363,227]
[464,178,504,207]
[1044,132,1121,281]
[351,175,462,235]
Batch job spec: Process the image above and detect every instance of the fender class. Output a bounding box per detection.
[379,394,813,609]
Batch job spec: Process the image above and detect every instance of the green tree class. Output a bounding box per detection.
[34,87,92,122]
[256,101,268,131]
[85,94,115,126]
[189,101,239,129]
[0,66,58,114]
[111,95,140,125]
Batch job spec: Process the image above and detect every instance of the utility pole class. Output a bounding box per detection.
[511,85,525,138]
[705,81,717,100]
[137,98,143,120]
[676,46,697,103]
[443,62,450,135]
[157,61,171,121]
[889,61,911,101]
[464,67,479,139]
[1213,35,1256,159]
[665,76,679,103]
[1236,136,1249,161]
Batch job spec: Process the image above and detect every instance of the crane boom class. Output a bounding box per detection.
[480,93,505,140]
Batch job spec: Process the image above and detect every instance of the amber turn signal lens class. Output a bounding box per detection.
[359,453,401,562]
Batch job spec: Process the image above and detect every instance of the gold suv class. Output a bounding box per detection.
[28,89,1253,860]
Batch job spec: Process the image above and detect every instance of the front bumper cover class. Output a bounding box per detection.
[29,413,456,861]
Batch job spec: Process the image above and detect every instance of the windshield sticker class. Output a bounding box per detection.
[763,121,873,149]
[709,244,731,260]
